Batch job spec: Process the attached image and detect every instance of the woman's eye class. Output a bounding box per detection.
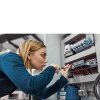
[41,54,46,58]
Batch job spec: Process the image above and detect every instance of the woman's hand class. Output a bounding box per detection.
[60,64,71,78]
[51,64,60,73]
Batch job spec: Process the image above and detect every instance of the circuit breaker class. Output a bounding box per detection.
[62,34,99,83]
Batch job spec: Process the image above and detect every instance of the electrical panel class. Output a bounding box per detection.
[62,34,100,84]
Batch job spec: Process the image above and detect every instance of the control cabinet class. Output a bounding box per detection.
[61,34,100,84]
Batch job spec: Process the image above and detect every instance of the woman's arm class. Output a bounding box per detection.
[35,75,68,99]
[1,52,55,95]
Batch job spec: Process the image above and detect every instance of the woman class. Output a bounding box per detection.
[0,39,71,99]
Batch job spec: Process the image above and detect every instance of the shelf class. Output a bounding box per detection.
[68,73,99,84]
[62,34,100,84]
[65,46,96,64]
[63,34,85,44]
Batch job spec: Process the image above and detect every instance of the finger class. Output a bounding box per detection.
[64,66,71,71]
[64,64,71,69]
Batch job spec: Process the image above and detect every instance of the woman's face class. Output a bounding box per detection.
[28,47,47,70]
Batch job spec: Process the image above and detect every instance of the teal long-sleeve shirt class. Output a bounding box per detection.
[0,52,68,99]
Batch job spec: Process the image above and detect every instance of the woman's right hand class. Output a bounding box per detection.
[51,64,60,73]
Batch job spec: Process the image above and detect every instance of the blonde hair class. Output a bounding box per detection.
[18,39,46,72]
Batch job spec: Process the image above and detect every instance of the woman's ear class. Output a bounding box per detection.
[28,52,31,60]
[28,55,31,60]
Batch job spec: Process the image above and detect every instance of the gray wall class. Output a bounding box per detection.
[45,34,63,100]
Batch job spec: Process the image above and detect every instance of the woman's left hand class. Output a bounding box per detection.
[60,64,71,78]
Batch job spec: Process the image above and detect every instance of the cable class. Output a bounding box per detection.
[93,74,100,100]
